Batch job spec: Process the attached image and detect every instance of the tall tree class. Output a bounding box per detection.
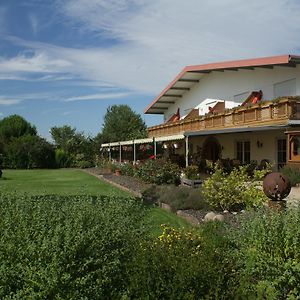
[0,114,36,143]
[101,105,147,142]
[50,125,77,152]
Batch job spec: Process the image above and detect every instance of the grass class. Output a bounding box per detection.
[0,169,131,197]
[0,169,190,235]
[144,206,191,237]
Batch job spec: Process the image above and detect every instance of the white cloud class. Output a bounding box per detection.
[0,97,22,106]
[29,14,38,35]
[64,92,130,102]
[2,0,300,96]
[0,52,71,74]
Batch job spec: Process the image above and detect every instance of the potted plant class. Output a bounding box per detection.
[181,165,203,188]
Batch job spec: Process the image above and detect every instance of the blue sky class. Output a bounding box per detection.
[1,0,300,139]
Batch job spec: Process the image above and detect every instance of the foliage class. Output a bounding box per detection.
[55,148,72,168]
[126,223,233,299]
[202,164,269,211]
[230,209,300,299]
[101,105,147,142]
[281,165,300,187]
[159,185,209,211]
[142,184,209,211]
[119,162,136,177]
[0,193,144,299]
[51,125,95,167]
[4,135,55,169]
[136,159,181,185]
[73,153,94,169]
[183,165,201,180]
[0,114,37,145]
[50,125,77,152]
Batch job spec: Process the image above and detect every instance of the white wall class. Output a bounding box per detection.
[182,130,286,168]
[165,65,300,120]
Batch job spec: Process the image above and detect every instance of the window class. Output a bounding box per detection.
[274,78,296,98]
[277,139,286,169]
[236,141,250,164]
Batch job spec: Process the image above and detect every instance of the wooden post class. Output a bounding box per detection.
[119,143,122,163]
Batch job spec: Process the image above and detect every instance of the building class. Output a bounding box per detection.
[102,55,300,169]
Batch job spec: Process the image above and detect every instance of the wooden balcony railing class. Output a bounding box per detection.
[147,98,300,138]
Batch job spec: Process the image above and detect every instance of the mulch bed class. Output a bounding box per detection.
[84,167,242,226]
[85,167,151,195]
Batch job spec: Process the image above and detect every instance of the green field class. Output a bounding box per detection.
[0,169,130,196]
[0,169,190,232]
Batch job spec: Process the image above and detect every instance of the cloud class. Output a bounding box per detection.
[2,0,300,96]
[0,97,22,106]
[61,111,74,116]
[29,14,38,35]
[0,51,71,74]
[64,92,130,102]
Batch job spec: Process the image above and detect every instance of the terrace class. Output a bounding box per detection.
[148,97,300,138]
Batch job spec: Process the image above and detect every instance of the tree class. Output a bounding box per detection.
[101,105,147,142]
[5,135,55,169]
[50,125,95,168]
[0,114,37,148]
[50,125,77,152]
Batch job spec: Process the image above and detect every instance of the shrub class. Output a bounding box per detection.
[126,223,233,299]
[119,162,135,176]
[55,148,72,168]
[0,193,144,299]
[202,165,268,211]
[5,135,55,169]
[183,165,200,180]
[136,159,180,185]
[73,153,94,168]
[281,165,300,187]
[229,208,300,299]
[158,185,209,211]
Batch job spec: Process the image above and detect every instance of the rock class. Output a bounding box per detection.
[160,202,172,212]
[176,210,200,225]
[213,214,225,222]
[204,212,216,222]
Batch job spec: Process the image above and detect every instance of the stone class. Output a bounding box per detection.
[160,202,172,212]
[204,211,216,222]
[213,214,225,222]
[176,210,200,225]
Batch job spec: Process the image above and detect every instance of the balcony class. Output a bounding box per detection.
[147,97,300,138]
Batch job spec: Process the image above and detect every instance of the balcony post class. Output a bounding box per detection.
[153,137,157,157]
[119,142,122,163]
[109,144,112,162]
[133,141,136,164]
[185,136,189,167]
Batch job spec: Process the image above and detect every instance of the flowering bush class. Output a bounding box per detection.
[202,164,269,211]
[126,223,233,299]
[136,159,180,185]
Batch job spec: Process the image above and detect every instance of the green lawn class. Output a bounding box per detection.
[0,169,130,197]
[0,169,190,234]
